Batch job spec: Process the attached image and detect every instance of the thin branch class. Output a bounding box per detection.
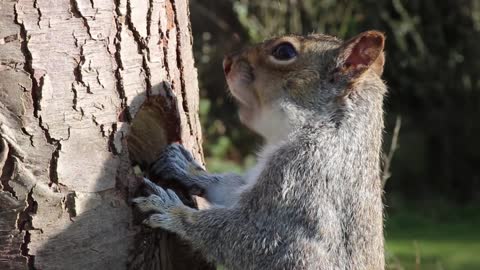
[382,116,402,188]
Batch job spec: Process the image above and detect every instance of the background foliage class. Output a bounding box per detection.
[189,0,480,269]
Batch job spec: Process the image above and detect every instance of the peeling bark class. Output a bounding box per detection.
[0,0,209,269]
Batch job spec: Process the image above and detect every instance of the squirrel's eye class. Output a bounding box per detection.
[271,42,297,61]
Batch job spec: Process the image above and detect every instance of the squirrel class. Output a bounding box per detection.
[133,30,387,270]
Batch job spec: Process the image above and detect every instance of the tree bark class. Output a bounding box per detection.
[0,0,212,269]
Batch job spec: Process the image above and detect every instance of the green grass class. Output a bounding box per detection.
[385,206,480,270]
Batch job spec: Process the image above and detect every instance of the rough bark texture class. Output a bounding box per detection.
[0,0,211,269]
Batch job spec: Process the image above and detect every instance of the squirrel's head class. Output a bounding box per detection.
[224,31,386,140]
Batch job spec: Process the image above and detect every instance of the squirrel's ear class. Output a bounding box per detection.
[334,31,385,80]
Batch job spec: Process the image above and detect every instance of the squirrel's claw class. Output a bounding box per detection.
[141,177,166,196]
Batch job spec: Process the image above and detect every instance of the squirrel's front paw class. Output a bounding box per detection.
[133,181,192,233]
[150,143,205,186]
[133,180,184,213]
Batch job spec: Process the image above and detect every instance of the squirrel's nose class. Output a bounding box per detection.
[223,56,233,75]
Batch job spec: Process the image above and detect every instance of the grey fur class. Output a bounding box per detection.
[134,32,386,270]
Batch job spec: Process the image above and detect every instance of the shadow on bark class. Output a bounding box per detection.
[36,84,215,270]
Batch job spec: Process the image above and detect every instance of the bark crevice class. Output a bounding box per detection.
[63,191,77,221]
[20,231,35,270]
[146,0,153,54]
[21,128,35,147]
[171,0,194,136]
[108,123,119,154]
[33,0,42,28]
[69,0,93,39]
[0,139,17,199]
[113,0,129,120]
[14,3,41,118]
[48,142,61,187]
[17,187,38,270]
[73,43,90,93]
[125,0,152,97]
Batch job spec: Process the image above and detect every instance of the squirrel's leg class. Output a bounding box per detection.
[150,143,247,206]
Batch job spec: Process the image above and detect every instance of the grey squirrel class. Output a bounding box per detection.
[133,30,387,270]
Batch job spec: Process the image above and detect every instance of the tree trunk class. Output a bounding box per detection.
[0,0,213,269]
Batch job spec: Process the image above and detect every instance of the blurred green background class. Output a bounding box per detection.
[189,0,480,269]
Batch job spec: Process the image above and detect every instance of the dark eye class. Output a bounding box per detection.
[271,42,297,61]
